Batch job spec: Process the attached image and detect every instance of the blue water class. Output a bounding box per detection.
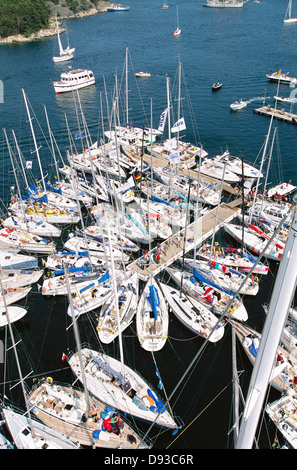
[0,0,295,449]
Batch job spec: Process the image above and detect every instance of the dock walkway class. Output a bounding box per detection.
[254,106,297,125]
[127,199,241,281]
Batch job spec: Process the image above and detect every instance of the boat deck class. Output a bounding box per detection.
[127,200,242,280]
[122,145,239,195]
[254,106,297,125]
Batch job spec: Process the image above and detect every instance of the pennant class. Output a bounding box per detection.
[155,363,163,390]
[26,160,32,169]
[158,108,168,132]
[171,117,186,133]
[116,176,135,194]
[61,353,67,361]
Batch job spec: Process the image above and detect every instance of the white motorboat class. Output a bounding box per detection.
[136,278,168,352]
[230,99,248,111]
[0,306,27,327]
[107,4,130,11]
[248,200,292,226]
[68,347,179,429]
[53,69,95,94]
[266,71,297,84]
[98,273,138,344]
[204,0,243,7]
[199,158,241,183]
[159,282,225,342]
[274,95,297,104]
[213,151,263,179]
[135,71,151,78]
[267,182,296,199]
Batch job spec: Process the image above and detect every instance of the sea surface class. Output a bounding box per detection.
[0,0,296,450]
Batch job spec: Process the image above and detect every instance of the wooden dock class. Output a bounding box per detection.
[127,199,241,281]
[254,106,297,125]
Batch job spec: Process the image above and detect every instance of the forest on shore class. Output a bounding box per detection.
[0,0,103,38]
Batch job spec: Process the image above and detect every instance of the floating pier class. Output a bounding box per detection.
[127,199,242,281]
[254,106,297,125]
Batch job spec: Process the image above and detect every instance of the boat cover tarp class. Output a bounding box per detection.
[192,267,236,296]
[147,284,160,320]
[89,353,125,385]
[79,270,109,293]
[26,184,48,203]
[151,195,173,207]
[54,266,93,275]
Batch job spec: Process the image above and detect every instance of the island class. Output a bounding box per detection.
[0,0,111,44]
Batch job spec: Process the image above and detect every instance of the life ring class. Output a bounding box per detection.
[254,276,258,283]
[46,377,53,384]
[228,308,233,313]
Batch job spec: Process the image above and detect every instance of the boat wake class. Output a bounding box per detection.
[246,96,271,104]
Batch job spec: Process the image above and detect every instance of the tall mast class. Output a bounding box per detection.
[22,89,46,193]
[236,207,297,448]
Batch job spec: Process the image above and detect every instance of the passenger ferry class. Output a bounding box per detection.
[53,69,95,94]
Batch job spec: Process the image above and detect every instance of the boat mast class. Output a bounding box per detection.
[22,89,46,194]
[236,207,297,448]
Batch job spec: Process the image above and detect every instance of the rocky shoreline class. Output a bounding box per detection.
[0,1,111,45]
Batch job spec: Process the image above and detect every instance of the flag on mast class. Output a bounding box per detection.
[158,109,168,132]
[171,117,186,133]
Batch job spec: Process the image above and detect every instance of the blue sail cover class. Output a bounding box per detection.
[79,270,109,293]
[148,284,160,320]
[26,184,48,203]
[193,267,236,296]
[45,182,62,195]
[89,353,125,385]
[151,194,173,206]
[54,266,93,275]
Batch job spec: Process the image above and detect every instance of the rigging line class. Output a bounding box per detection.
[166,381,231,449]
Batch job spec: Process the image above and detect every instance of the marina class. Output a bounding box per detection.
[0,0,297,452]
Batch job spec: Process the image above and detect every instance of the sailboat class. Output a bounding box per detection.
[174,6,181,36]
[28,268,150,450]
[136,278,169,352]
[284,0,297,23]
[69,221,179,430]
[53,16,75,62]
[0,279,79,449]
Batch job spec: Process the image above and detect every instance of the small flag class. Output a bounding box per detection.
[26,160,32,169]
[158,109,168,132]
[116,176,135,194]
[74,132,84,140]
[62,353,67,361]
[171,117,186,134]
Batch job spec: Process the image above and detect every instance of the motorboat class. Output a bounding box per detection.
[53,69,95,94]
[230,99,248,111]
[107,4,130,11]
[212,82,222,91]
[135,71,151,78]
[204,0,243,7]
[212,151,263,179]
[266,71,297,85]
